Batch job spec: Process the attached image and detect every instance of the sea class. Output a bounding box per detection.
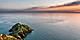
[0,13,80,40]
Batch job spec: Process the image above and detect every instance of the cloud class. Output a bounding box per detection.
[0,3,32,9]
[0,0,77,9]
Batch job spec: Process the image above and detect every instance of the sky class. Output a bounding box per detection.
[0,0,77,9]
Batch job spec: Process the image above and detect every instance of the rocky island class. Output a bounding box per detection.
[0,23,33,40]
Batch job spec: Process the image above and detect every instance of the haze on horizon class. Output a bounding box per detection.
[0,0,77,9]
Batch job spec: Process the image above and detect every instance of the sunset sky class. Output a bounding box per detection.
[0,0,77,9]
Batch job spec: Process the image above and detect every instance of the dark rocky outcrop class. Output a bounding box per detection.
[0,23,33,40]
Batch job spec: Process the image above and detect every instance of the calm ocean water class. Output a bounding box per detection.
[0,13,80,40]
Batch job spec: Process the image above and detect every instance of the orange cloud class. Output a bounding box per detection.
[47,5,80,10]
[32,4,80,12]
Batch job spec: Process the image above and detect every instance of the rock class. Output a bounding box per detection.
[0,23,33,40]
[0,34,21,40]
